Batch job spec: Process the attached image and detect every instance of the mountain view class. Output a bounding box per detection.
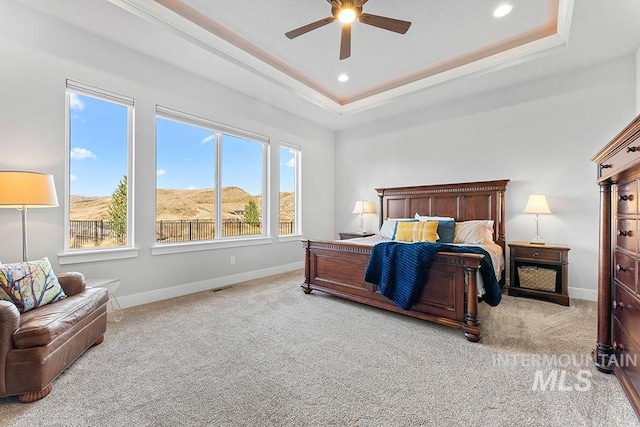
[70,187,294,221]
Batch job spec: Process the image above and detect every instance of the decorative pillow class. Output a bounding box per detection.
[379,220,397,239]
[454,220,495,244]
[393,221,438,243]
[390,219,418,240]
[379,219,417,239]
[0,257,66,313]
[415,214,456,243]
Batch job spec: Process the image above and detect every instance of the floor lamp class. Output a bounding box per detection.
[0,171,59,261]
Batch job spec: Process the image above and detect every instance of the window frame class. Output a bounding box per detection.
[153,106,271,254]
[278,142,302,240]
[60,80,137,265]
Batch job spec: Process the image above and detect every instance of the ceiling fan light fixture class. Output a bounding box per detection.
[338,8,357,24]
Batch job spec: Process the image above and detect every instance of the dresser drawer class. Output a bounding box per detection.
[618,181,638,215]
[511,247,563,263]
[615,283,640,345]
[617,219,637,253]
[615,251,637,291]
[613,319,640,398]
[599,137,640,180]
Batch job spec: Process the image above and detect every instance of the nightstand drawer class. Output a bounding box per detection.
[508,242,570,306]
[512,247,562,263]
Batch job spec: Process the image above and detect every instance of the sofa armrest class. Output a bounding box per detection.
[0,300,20,396]
[56,272,86,297]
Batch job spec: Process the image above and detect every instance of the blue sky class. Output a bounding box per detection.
[70,94,295,197]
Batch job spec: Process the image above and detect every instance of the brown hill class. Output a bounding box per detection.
[70,187,294,221]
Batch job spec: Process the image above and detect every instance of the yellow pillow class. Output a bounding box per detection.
[414,221,438,242]
[394,221,438,242]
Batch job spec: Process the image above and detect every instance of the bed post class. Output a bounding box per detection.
[462,266,482,342]
[301,240,313,294]
[377,188,385,229]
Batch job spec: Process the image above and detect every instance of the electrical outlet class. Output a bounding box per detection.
[230,256,236,265]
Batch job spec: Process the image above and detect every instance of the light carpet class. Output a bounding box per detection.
[0,270,638,426]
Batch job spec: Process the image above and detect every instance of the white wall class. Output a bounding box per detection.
[0,3,335,306]
[335,57,638,301]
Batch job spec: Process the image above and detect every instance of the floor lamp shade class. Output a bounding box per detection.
[0,171,59,261]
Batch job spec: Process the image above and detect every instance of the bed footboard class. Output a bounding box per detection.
[302,239,484,341]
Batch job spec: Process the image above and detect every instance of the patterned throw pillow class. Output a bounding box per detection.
[0,257,66,313]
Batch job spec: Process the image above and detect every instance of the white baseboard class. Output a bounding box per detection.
[117,262,304,309]
[568,286,597,302]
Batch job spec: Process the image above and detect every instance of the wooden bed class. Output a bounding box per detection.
[301,179,509,342]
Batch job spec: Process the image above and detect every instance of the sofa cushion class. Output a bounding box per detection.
[0,257,66,313]
[13,287,108,349]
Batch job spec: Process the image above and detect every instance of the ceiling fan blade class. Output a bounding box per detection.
[286,17,336,39]
[359,13,411,34]
[326,0,342,7]
[355,0,369,6]
[340,24,351,60]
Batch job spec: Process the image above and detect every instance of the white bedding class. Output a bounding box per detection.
[338,234,505,298]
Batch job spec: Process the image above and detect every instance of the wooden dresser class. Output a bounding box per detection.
[592,114,640,418]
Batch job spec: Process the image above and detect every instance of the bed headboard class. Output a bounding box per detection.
[376,180,509,252]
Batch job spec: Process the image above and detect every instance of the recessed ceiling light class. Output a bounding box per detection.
[493,4,513,18]
[338,74,349,82]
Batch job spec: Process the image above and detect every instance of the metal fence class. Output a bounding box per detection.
[69,220,296,248]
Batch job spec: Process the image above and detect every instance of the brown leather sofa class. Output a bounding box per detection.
[0,272,108,402]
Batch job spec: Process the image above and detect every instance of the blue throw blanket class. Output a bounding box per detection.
[364,242,502,310]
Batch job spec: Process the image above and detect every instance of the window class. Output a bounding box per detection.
[66,80,133,251]
[279,144,301,235]
[156,107,268,244]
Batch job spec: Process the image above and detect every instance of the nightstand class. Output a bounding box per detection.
[508,242,570,306]
[339,231,375,240]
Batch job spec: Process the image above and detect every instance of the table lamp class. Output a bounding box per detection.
[523,194,551,245]
[0,171,59,261]
[352,200,375,234]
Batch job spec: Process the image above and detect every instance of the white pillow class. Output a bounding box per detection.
[454,220,495,244]
[415,214,455,222]
[379,218,415,239]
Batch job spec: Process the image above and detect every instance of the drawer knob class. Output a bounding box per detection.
[619,230,633,237]
[613,300,625,310]
[613,341,625,352]
[616,264,633,272]
[533,252,540,258]
[601,164,613,169]
[620,194,634,202]
[627,146,640,153]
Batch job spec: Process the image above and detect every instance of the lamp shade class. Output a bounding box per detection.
[352,200,375,215]
[0,171,59,208]
[523,194,551,214]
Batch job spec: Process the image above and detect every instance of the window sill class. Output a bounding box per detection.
[278,234,306,243]
[151,236,273,256]
[59,247,140,265]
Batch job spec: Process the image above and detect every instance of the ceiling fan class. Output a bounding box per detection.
[285,0,412,60]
